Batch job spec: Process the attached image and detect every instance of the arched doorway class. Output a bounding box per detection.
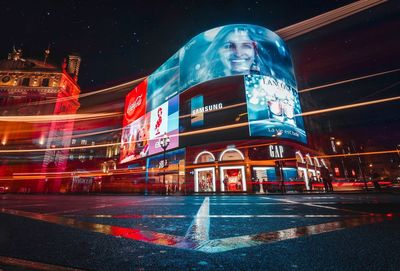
[219,148,246,192]
[194,151,216,192]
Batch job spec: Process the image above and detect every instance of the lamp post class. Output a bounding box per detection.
[350,140,368,191]
[159,133,170,195]
[335,140,348,180]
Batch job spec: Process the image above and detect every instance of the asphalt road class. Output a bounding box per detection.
[0,193,399,271]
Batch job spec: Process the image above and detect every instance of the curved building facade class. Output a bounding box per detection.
[118,24,326,194]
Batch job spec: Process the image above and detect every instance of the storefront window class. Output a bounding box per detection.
[282,168,298,181]
[195,167,215,192]
[147,148,185,194]
[220,166,246,192]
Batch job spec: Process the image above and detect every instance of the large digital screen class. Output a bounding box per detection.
[123,79,147,126]
[179,24,296,92]
[245,74,306,143]
[120,96,179,164]
[120,114,150,164]
[122,24,306,163]
[179,76,248,146]
[146,53,180,112]
[148,96,179,155]
[145,24,291,113]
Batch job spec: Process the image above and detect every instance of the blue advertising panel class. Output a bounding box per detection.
[122,24,306,164]
[145,24,293,112]
[245,74,306,143]
[190,95,204,127]
[179,24,295,91]
[146,52,180,111]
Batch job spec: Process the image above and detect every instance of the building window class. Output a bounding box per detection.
[22,78,30,86]
[69,154,74,160]
[42,78,49,87]
[219,148,245,161]
[194,151,215,164]
[80,139,87,145]
[71,139,76,145]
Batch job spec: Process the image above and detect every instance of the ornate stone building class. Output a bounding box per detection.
[0,48,81,192]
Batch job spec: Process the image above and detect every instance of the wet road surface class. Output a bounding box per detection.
[0,193,399,270]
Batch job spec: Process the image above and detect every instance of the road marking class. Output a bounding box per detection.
[185,197,210,242]
[0,208,197,250]
[195,215,389,253]
[263,197,370,215]
[46,197,167,215]
[0,255,85,271]
[77,214,352,219]
[0,201,395,254]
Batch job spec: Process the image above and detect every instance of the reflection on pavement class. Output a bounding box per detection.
[0,198,395,254]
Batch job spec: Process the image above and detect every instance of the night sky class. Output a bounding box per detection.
[0,0,380,89]
[1,0,399,148]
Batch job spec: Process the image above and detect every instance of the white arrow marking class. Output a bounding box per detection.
[185,197,210,242]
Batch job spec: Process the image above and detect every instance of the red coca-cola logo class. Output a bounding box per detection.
[123,79,147,126]
[127,94,143,116]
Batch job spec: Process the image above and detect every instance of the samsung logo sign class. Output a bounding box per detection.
[191,103,223,115]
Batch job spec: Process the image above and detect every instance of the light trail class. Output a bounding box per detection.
[276,0,387,40]
[299,68,400,93]
[179,102,246,119]
[297,95,400,117]
[6,66,393,139]
[32,76,146,106]
[4,149,398,181]
[0,112,122,123]
[0,142,117,153]
[270,149,400,163]
[11,0,385,109]
[1,94,399,153]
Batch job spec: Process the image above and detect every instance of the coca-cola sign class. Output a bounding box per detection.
[123,79,147,126]
[127,94,143,115]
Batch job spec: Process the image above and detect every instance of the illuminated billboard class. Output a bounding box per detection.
[179,24,294,91]
[122,24,306,163]
[179,76,248,146]
[146,53,180,111]
[245,74,306,143]
[123,79,147,126]
[145,24,289,111]
[120,96,179,164]
[148,96,179,155]
[120,114,150,164]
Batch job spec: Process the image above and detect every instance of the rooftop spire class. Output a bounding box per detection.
[8,46,22,61]
[43,44,51,66]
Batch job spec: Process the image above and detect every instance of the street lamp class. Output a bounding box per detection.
[349,140,368,191]
[159,133,170,195]
[335,140,348,180]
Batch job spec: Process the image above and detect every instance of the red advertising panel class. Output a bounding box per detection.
[123,79,147,126]
[120,114,150,164]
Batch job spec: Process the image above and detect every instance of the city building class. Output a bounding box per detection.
[0,48,81,192]
[114,24,328,194]
[66,78,141,193]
